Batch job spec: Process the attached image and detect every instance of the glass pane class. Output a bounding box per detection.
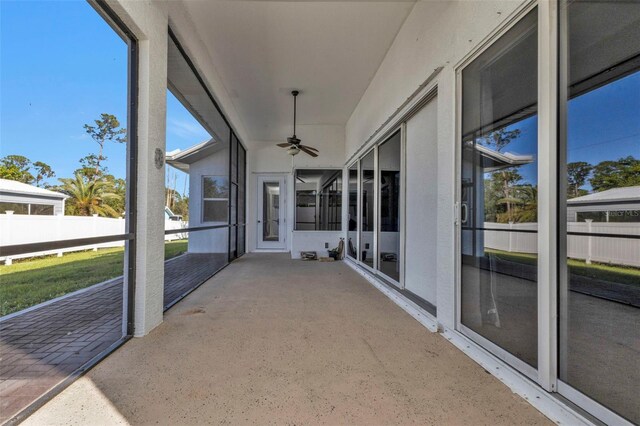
[203,176,229,198]
[30,204,54,215]
[347,164,358,259]
[263,181,280,241]
[238,144,246,225]
[559,1,640,422]
[460,8,538,368]
[0,202,28,215]
[238,225,245,256]
[168,35,231,145]
[203,200,228,223]
[231,134,238,184]
[230,184,237,225]
[164,227,228,307]
[360,151,375,267]
[377,131,401,282]
[294,169,342,231]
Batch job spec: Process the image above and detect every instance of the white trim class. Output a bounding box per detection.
[537,0,558,392]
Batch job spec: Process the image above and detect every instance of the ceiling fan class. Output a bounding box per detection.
[276,90,319,157]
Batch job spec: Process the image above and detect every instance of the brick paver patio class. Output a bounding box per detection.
[0,253,227,423]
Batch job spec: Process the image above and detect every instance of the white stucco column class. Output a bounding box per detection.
[111,0,169,336]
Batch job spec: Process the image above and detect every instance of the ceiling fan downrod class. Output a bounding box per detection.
[292,90,298,140]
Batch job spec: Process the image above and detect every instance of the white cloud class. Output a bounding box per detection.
[168,117,209,141]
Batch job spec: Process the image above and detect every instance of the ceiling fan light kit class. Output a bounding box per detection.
[277,90,319,158]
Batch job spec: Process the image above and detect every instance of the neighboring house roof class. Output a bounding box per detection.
[469,143,535,172]
[0,178,68,200]
[568,186,640,205]
[166,138,224,173]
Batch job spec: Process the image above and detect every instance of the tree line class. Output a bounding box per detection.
[481,129,640,223]
[1,114,127,217]
[1,113,190,219]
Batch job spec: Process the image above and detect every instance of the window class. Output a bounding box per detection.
[202,175,229,223]
[558,1,640,422]
[30,203,54,215]
[359,150,375,268]
[377,131,401,282]
[0,202,28,215]
[294,169,342,231]
[347,163,358,259]
[459,7,539,370]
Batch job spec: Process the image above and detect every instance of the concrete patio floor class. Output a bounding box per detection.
[0,252,226,424]
[23,253,550,425]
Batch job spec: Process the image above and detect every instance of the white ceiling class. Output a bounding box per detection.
[182,1,415,142]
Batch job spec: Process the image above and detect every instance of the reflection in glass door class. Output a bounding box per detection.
[558,1,640,422]
[459,8,539,372]
[347,163,359,259]
[377,131,401,283]
[263,182,280,241]
[257,175,286,249]
[360,150,375,268]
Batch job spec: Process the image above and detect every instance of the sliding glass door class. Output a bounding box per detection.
[359,150,375,268]
[347,162,359,260]
[459,8,539,372]
[377,131,401,283]
[558,1,640,422]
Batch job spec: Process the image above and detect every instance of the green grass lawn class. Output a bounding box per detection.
[0,240,187,316]
[485,248,640,286]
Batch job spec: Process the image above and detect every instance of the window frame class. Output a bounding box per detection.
[293,168,343,232]
[202,175,230,224]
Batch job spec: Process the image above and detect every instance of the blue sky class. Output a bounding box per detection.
[1,1,209,193]
[482,71,640,189]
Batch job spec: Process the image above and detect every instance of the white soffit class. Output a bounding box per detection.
[182,0,415,142]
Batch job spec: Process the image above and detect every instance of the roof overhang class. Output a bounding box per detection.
[166,138,225,173]
[469,143,534,172]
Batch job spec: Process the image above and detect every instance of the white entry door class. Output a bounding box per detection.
[256,175,287,250]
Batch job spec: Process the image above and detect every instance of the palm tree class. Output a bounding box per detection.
[59,173,121,217]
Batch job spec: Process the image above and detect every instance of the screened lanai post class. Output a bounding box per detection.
[131,11,169,336]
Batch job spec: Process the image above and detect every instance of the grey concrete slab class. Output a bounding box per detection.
[24,253,550,425]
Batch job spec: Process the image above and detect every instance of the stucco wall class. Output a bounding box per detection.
[187,147,230,254]
[246,124,345,253]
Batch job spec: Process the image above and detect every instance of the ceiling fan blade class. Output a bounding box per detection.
[299,146,318,157]
[277,142,291,148]
[299,144,319,152]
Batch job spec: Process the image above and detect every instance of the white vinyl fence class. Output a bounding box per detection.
[483,221,640,267]
[0,213,188,264]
